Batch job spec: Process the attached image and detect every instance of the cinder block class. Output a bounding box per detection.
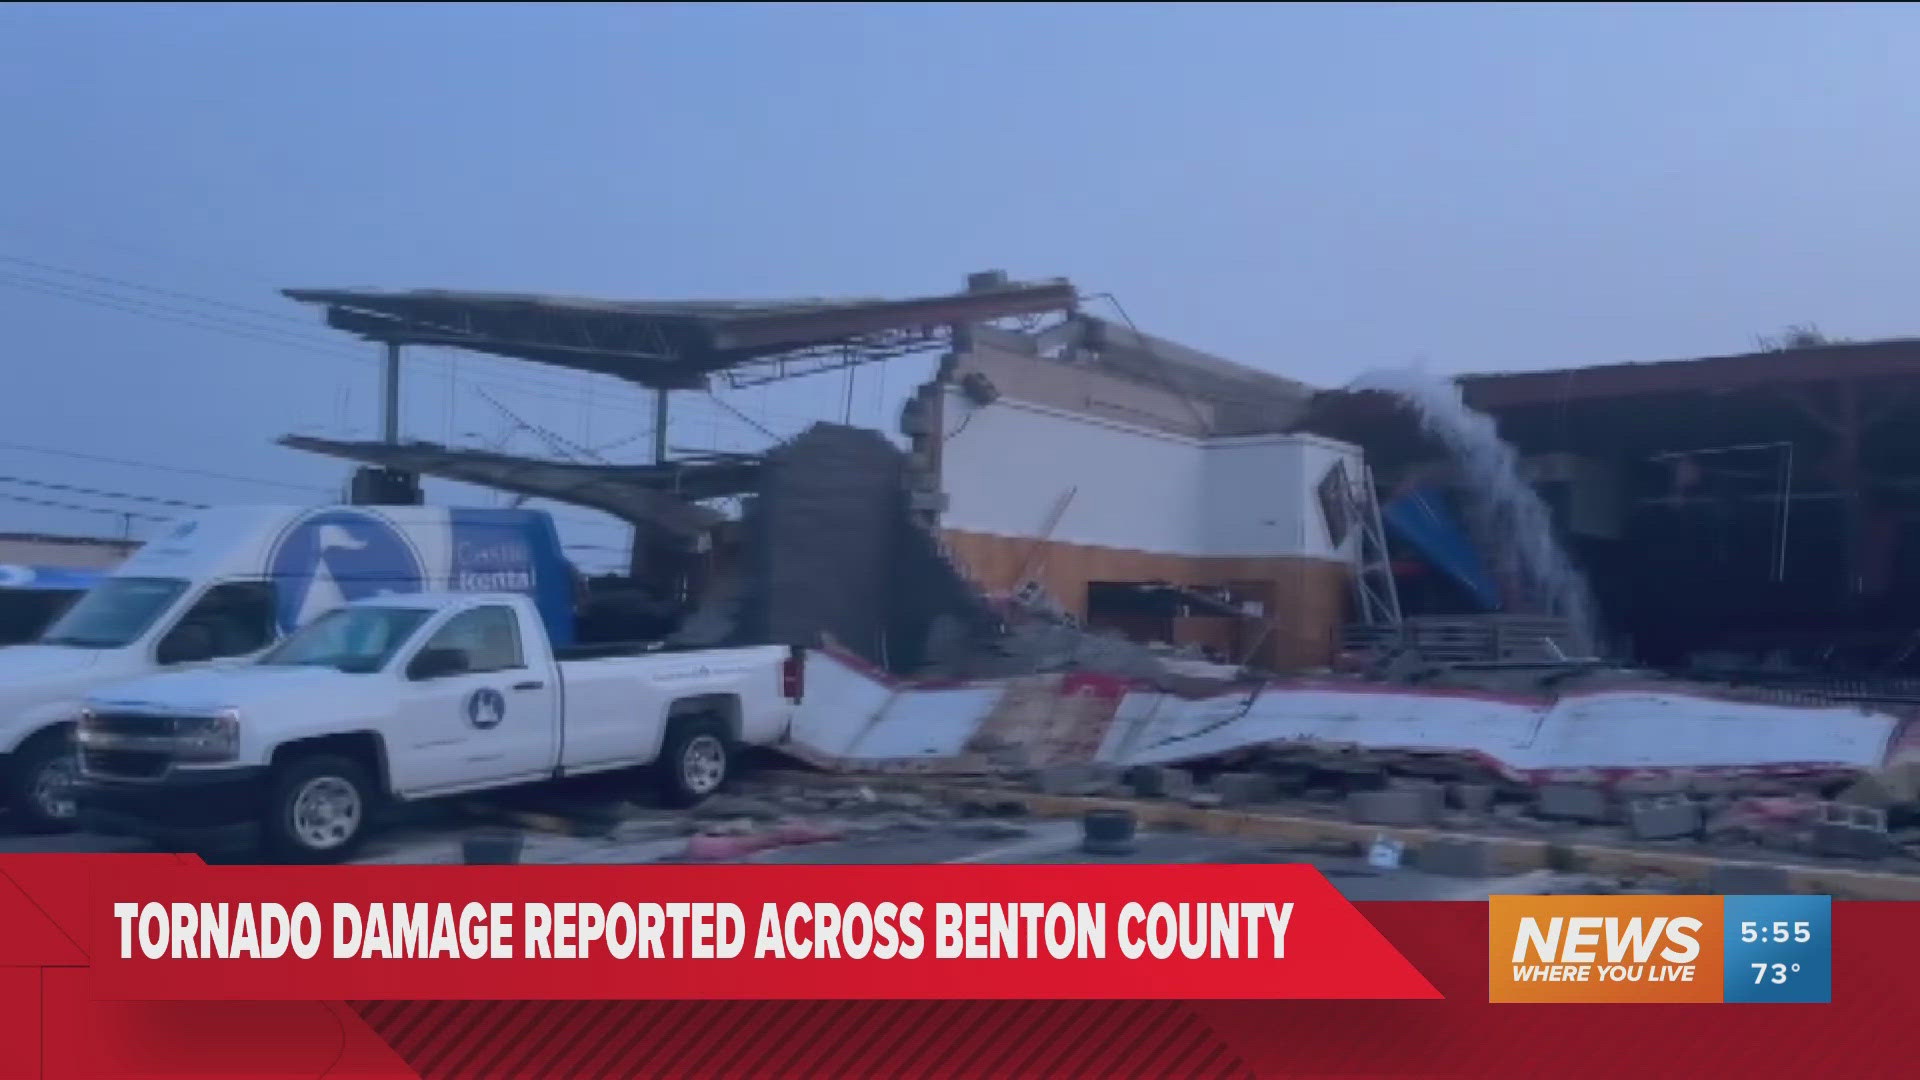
[1390,778,1447,820]
[1817,801,1888,830]
[1448,782,1495,814]
[1125,765,1196,800]
[1811,823,1893,860]
[1033,764,1119,797]
[1614,774,1687,799]
[1708,862,1792,895]
[1627,796,1701,841]
[1347,789,1432,827]
[1810,803,1893,859]
[1536,783,1611,823]
[1213,771,1282,806]
[1416,838,1496,878]
[1687,773,1742,798]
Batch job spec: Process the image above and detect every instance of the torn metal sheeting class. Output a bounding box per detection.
[787,650,1908,789]
[282,280,1080,391]
[279,435,734,537]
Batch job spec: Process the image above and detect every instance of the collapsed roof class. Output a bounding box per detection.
[1296,336,1920,472]
[279,435,755,537]
[961,315,1315,438]
[282,278,1080,390]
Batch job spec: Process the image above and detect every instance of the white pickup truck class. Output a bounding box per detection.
[74,592,803,862]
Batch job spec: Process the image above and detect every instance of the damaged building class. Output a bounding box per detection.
[279,276,1086,676]
[280,273,1920,691]
[901,309,1370,672]
[269,274,1920,858]
[1304,337,1920,681]
[281,274,1390,680]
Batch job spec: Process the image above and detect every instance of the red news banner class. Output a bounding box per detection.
[86,861,1438,1001]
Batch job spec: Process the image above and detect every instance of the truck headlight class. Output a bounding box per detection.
[173,710,240,763]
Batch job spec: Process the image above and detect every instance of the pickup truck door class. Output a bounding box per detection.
[388,603,557,796]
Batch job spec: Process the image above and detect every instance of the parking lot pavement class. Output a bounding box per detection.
[0,763,1658,898]
[0,829,147,854]
[2,816,1593,899]
[345,814,1596,900]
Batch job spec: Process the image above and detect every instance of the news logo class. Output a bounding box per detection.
[1489,895,1831,1004]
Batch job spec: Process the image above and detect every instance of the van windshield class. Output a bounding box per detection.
[38,577,189,649]
[258,606,432,673]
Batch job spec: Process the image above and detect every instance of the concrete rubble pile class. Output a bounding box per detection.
[775,638,1920,869]
[724,423,1003,675]
[700,429,1920,870]
[735,422,1250,690]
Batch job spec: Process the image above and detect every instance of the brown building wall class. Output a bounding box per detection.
[0,533,137,570]
[941,528,1350,671]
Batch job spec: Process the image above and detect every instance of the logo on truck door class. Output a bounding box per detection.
[267,509,426,632]
[466,687,506,730]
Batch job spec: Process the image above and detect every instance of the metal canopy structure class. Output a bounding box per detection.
[282,279,1080,390]
[279,435,762,537]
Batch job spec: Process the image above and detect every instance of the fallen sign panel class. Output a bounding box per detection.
[785,651,1907,785]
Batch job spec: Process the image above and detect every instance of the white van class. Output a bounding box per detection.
[0,504,576,830]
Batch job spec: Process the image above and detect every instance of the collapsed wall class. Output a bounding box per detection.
[734,423,1000,674]
[787,648,1918,797]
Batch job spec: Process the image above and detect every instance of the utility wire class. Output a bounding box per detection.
[1080,291,1214,436]
[0,270,377,362]
[0,257,674,415]
[0,474,209,510]
[704,388,781,441]
[0,437,328,493]
[474,387,604,463]
[0,490,174,523]
[1,252,850,433]
[0,253,323,329]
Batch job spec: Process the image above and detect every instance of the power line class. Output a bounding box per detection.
[0,251,857,440]
[0,257,679,416]
[0,252,322,330]
[0,270,379,363]
[474,387,604,464]
[4,246,693,408]
[0,490,174,524]
[0,474,209,510]
[703,388,780,440]
[0,437,329,493]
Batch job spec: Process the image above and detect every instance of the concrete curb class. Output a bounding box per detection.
[763,771,1920,900]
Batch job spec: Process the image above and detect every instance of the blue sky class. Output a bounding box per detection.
[2,3,1917,564]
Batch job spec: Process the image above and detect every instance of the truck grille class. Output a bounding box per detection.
[86,712,197,737]
[80,748,171,780]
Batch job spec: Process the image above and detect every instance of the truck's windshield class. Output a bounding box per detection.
[38,576,189,648]
[258,606,432,673]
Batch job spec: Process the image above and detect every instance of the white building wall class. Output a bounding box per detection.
[940,389,1202,553]
[940,387,1363,562]
[0,534,138,570]
[1199,438,1303,558]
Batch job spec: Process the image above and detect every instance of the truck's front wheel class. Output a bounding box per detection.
[7,727,78,834]
[266,755,373,863]
[655,716,731,808]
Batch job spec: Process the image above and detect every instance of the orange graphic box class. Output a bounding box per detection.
[1489,895,1724,1003]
